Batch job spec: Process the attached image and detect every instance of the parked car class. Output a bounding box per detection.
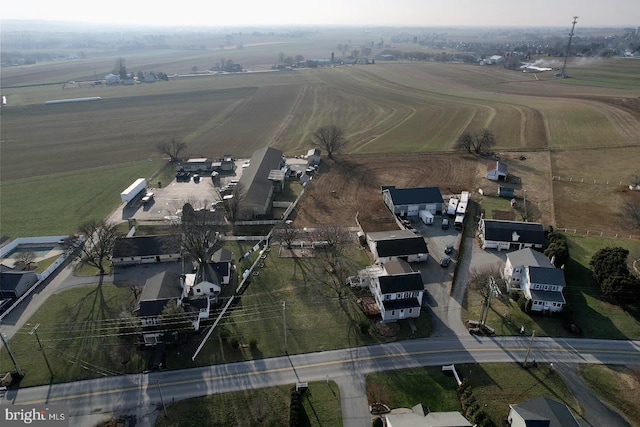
[440,256,451,268]
[193,174,200,182]
[444,245,454,255]
[441,218,450,230]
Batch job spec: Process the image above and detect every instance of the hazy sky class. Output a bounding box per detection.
[2,0,639,28]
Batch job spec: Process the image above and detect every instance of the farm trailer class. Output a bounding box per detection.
[120,178,147,203]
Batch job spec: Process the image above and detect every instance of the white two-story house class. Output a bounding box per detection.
[370,259,424,322]
[504,248,566,313]
[522,266,566,313]
[504,248,555,290]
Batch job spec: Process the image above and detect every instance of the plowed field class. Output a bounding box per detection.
[293,152,480,231]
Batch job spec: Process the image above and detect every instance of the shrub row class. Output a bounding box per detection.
[290,389,303,427]
[457,380,495,427]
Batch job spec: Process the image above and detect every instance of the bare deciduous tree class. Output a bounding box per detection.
[180,203,224,264]
[220,182,246,222]
[272,223,300,249]
[311,224,355,300]
[14,251,36,268]
[456,132,474,153]
[622,200,640,230]
[313,125,347,159]
[157,139,187,163]
[455,128,496,154]
[76,219,122,274]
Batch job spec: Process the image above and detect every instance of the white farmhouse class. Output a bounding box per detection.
[369,259,424,323]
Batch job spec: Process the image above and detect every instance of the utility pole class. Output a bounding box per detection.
[480,278,497,325]
[282,301,288,354]
[560,16,579,78]
[29,323,53,378]
[0,328,24,377]
[157,380,168,418]
[523,329,536,368]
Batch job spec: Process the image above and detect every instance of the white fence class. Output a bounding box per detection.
[552,176,629,186]
[556,228,640,241]
[0,236,84,322]
[0,235,68,258]
[272,201,293,209]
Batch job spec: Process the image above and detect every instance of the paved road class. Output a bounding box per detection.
[1,337,638,426]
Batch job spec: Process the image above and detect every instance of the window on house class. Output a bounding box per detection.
[391,310,395,316]
[544,285,549,290]
[209,288,214,293]
[384,295,390,300]
[396,293,401,299]
[409,308,413,314]
[196,288,201,293]
[552,286,557,291]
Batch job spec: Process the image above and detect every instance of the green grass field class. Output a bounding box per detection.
[0,160,162,237]
[0,283,146,387]
[578,364,640,426]
[154,381,342,427]
[365,363,581,426]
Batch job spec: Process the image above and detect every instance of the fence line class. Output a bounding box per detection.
[556,227,640,241]
[551,176,630,186]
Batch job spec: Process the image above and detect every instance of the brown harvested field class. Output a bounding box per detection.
[293,152,480,232]
[551,146,640,235]
[475,150,554,225]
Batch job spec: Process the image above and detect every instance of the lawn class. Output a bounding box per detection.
[461,363,581,425]
[173,243,432,369]
[365,363,581,426]
[0,160,162,238]
[154,380,342,427]
[463,234,640,339]
[365,367,461,411]
[0,241,432,387]
[578,364,640,426]
[0,283,146,387]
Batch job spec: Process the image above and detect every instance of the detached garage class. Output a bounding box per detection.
[479,218,545,251]
[382,186,444,218]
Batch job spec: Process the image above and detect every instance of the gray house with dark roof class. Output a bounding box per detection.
[382,186,444,217]
[504,248,554,289]
[371,264,424,322]
[508,396,580,427]
[479,218,545,251]
[137,271,186,346]
[112,235,181,265]
[523,266,566,312]
[211,248,233,285]
[366,230,429,263]
[237,147,285,220]
[0,271,38,298]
